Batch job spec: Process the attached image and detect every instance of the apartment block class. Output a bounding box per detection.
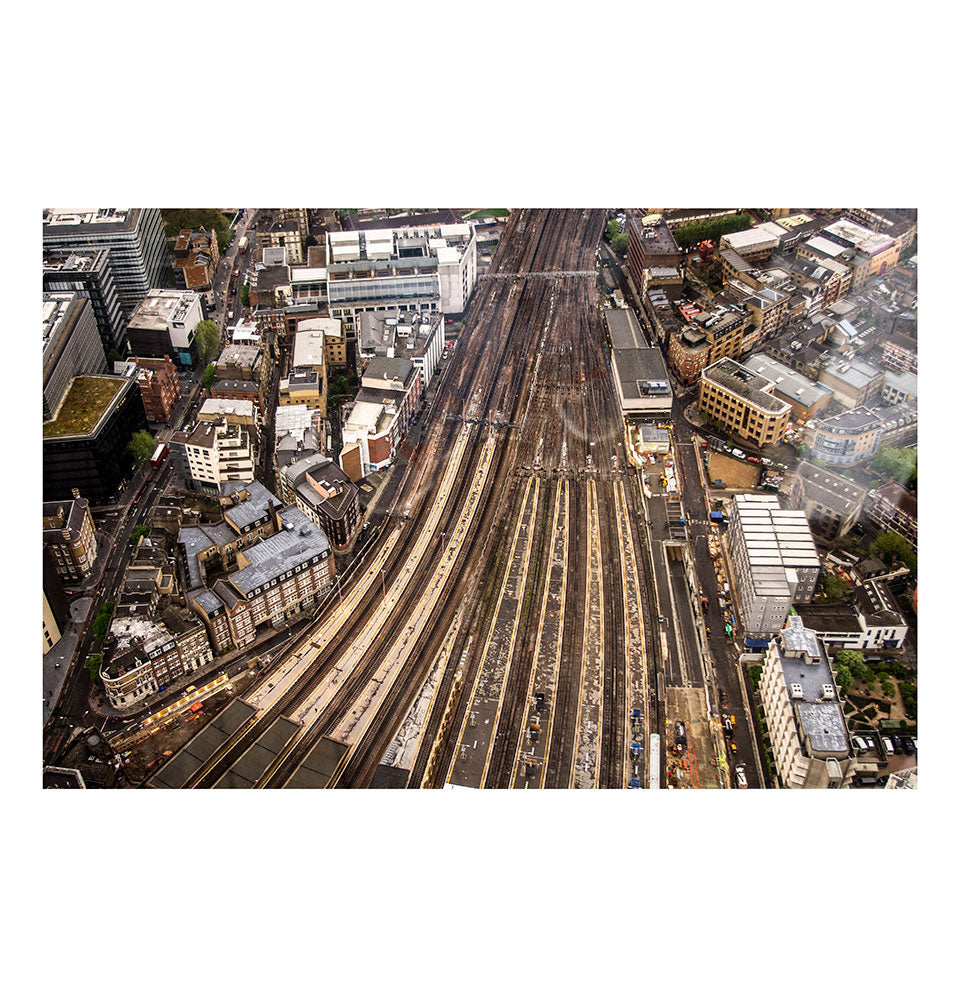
[866,481,917,548]
[788,461,866,540]
[279,455,362,549]
[124,356,181,423]
[182,481,335,651]
[172,228,220,290]
[881,332,918,375]
[817,356,884,409]
[358,309,444,389]
[698,358,792,447]
[757,616,857,788]
[806,408,882,466]
[171,418,256,494]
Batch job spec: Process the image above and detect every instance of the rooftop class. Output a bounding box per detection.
[42,208,136,233]
[605,308,647,350]
[743,354,832,407]
[229,506,330,595]
[795,461,866,512]
[776,616,849,755]
[815,407,881,432]
[854,578,905,628]
[199,398,256,420]
[340,210,462,232]
[43,375,126,438]
[612,348,671,401]
[702,358,791,415]
[630,219,680,257]
[128,290,198,330]
[820,356,882,389]
[873,480,917,520]
[793,601,862,635]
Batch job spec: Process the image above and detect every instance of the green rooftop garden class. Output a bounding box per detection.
[43,376,122,438]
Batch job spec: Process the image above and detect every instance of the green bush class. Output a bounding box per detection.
[92,601,115,644]
[129,525,149,544]
[748,665,762,691]
[85,654,102,685]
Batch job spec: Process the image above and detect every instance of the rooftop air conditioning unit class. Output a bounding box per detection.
[821,684,835,700]
[790,683,804,699]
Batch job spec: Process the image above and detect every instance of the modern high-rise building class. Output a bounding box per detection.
[42,293,107,420]
[43,247,125,353]
[43,375,149,502]
[42,209,167,319]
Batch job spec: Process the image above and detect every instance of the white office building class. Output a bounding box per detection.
[728,494,821,633]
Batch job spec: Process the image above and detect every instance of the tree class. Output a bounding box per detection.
[672,212,754,249]
[92,601,115,644]
[833,664,854,692]
[160,209,233,253]
[85,654,102,686]
[195,320,221,360]
[240,283,250,307]
[106,348,122,364]
[203,362,216,390]
[870,530,917,573]
[833,648,870,682]
[611,232,629,255]
[881,679,896,698]
[606,219,621,241]
[304,234,318,249]
[128,430,156,468]
[873,445,917,488]
[129,525,149,545]
[821,573,848,601]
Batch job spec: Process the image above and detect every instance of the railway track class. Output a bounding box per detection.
[163,209,672,791]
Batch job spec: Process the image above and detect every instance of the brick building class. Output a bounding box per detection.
[182,481,335,651]
[129,356,181,423]
[43,491,98,581]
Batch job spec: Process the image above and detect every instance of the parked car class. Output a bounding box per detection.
[735,765,747,788]
[746,455,760,464]
[890,735,904,754]
[882,736,896,754]
[901,736,917,755]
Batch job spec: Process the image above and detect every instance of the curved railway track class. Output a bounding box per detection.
[165,209,668,791]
